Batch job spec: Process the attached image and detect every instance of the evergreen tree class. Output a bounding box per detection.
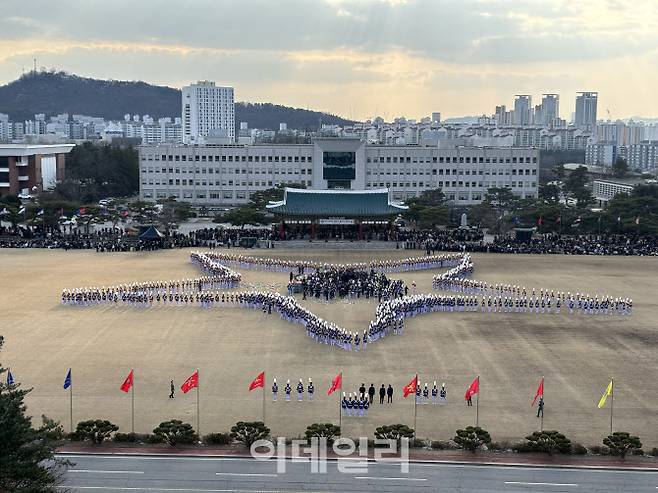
[0,336,67,492]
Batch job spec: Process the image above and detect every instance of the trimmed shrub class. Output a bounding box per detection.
[524,430,572,455]
[431,440,459,450]
[75,420,119,444]
[114,432,136,443]
[203,433,231,445]
[411,438,426,449]
[603,432,643,459]
[572,443,588,455]
[650,447,658,457]
[152,420,198,446]
[305,423,341,445]
[489,441,514,452]
[588,445,609,455]
[230,421,270,448]
[146,433,164,444]
[374,424,415,446]
[113,432,152,443]
[454,426,492,452]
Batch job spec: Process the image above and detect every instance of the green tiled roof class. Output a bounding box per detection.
[266,188,407,217]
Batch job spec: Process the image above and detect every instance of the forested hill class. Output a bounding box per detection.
[0,71,355,130]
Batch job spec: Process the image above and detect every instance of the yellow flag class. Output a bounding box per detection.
[597,380,613,409]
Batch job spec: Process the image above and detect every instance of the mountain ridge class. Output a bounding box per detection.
[0,71,356,130]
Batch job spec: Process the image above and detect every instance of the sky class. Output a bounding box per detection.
[1,0,658,121]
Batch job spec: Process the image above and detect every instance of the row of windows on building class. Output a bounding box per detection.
[142,179,313,188]
[142,154,313,163]
[366,180,536,189]
[141,154,538,165]
[366,155,537,164]
[367,168,537,176]
[141,167,314,175]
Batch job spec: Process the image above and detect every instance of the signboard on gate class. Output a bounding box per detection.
[319,218,355,225]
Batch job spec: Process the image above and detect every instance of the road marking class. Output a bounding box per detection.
[505,481,578,487]
[58,487,322,492]
[56,454,658,474]
[215,472,278,477]
[356,476,427,481]
[68,470,144,475]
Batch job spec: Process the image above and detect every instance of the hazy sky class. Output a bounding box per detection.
[1,0,657,120]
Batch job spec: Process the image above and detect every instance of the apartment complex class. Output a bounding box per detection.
[182,81,235,144]
[138,138,538,208]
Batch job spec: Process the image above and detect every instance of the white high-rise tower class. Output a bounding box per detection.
[182,81,235,144]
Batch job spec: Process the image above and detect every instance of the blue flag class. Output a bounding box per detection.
[7,369,14,386]
[63,368,72,390]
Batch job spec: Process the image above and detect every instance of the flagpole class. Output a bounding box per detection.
[196,369,200,438]
[338,372,342,431]
[609,377,614,436]
[262,372,266,425]
[69,369,74,434]
[413,373,418,437]
[475,375,480,428]
[131,369,135,434]
[540,376,544,433]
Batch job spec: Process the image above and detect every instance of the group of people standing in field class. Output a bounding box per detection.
[61,251,632,351]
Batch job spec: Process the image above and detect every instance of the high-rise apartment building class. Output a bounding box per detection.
[538,94,559,126]
[575,92,598,132]
[513,95,533,125]
[182,81,235,144]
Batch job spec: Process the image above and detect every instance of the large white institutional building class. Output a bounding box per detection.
[182,81,235,144]
[138,139,539,208]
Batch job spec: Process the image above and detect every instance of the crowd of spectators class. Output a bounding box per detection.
[2,222,658,256]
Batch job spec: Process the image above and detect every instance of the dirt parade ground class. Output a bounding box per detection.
[1,248,657,448]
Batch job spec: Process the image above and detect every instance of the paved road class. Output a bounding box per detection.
[57,453,658,492]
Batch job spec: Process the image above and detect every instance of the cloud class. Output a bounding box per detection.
[0,0,657,119]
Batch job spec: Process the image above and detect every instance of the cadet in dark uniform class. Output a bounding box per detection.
[440,383,447,404]
[297,379,304,401]
[341,392,348,416]
[423,383,429,404]
[285,379,291,402]
[431,381,438,405]
[386,384,394,403]
[272,378,278,402]
[359,383,366,400]
[379,384,386,404]
[368,383,375,404]
[537,396,544,418]
[169,380,175,399]
[307,378,314,402]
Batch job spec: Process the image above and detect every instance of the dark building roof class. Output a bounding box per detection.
[266,188,408,217]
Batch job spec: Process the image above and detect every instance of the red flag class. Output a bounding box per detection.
[464,376,479,401]
[249,371,265,391]
[120,370,133,393]
[403,375,418,398]
[536,216,543,226]
[532,377,544,406]
[327,373,342,395]
[181,370,199,394]
[121,210,130,217]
